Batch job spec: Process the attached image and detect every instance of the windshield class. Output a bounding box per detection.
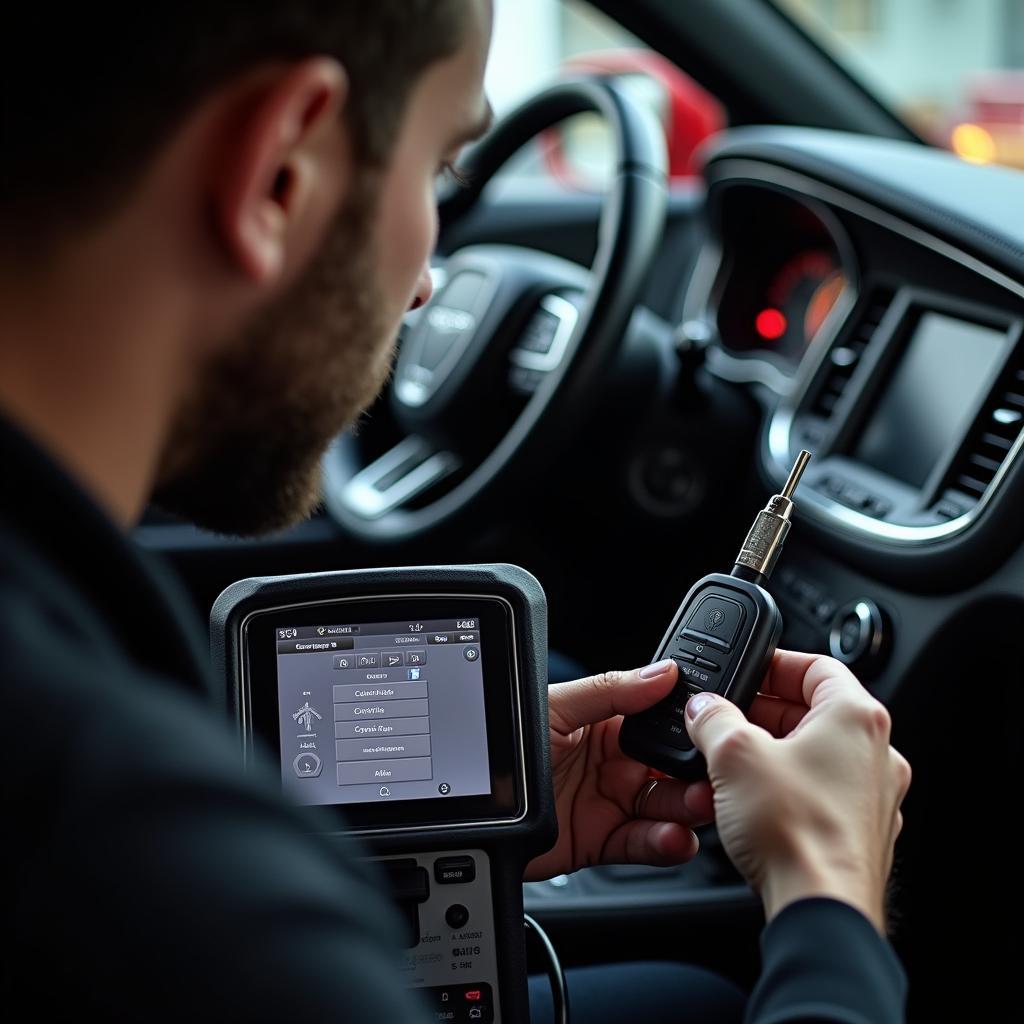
[773,0,1024,169]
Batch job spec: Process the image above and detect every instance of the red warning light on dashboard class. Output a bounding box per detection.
[755,308,788,341]
[465,990,482,1001]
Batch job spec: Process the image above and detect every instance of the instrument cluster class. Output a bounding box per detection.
[701,185,855,373]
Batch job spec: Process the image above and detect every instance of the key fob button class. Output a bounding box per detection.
[664,719,688,740]
[665,722,695,750]
[684,595,745,648]
[679,629,730,653]
[677,661,717,689]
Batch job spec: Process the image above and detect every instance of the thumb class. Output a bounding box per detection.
[548,659,678,735]
[684,691,757,759]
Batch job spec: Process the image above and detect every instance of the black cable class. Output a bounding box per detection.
[524,913,569,1024]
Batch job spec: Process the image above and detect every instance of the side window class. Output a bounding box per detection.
[482,0,726,193]
[776,0,1024,170]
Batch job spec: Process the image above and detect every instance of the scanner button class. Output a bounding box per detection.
[445,904,470,929]
[684,596,745,648]
[435,856,476,885]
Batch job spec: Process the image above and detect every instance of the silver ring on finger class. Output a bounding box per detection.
[634,778,660,819]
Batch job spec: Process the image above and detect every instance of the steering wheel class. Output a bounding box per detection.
[322,78,668,542]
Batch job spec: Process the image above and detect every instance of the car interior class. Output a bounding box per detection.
[139,1,1024,1019]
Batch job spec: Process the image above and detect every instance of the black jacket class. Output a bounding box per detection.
[0,415,906,1022]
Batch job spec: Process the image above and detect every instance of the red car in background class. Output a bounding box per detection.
[543,49,726,189]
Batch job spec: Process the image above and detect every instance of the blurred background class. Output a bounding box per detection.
[483,0,1024,183]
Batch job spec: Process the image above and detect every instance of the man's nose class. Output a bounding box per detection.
[409,263,434,311]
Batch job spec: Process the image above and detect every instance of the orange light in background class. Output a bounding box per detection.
[755,308,788,341]
[951,123,997,165]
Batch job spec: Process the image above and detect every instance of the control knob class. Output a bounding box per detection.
[828,599,888,677]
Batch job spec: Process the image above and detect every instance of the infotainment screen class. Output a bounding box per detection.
[241,596,524,831]
[276,616,490,807]
[853,312,1010,488]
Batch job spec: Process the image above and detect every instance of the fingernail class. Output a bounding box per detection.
[686,692,717,720]
[639,659,675,679]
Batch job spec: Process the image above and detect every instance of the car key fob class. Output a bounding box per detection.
[619,574,782,780]
[619,451,811,782]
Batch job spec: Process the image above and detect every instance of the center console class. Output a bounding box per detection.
[686,159,1024,580]
[211,564,557,1023]
[772,285,1023,544]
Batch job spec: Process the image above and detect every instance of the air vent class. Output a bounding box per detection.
[811,288,896,418]
[941,347,1024,506]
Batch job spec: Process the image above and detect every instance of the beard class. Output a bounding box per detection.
[152,174,396,536]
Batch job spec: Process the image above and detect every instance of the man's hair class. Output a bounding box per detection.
[1,2,467,249]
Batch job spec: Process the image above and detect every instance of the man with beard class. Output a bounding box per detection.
[0,3,909,1021]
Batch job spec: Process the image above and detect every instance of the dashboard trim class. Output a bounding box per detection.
[697,159,1024,546]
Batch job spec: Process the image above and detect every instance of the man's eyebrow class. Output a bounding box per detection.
[452,100,494,147]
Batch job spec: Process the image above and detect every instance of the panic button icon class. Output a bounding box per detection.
[685,595,745,649]
[704,607,725,632]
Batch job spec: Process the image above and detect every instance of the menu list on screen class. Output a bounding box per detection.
[276,617,491,807]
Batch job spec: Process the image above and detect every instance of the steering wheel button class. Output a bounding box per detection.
[519,309,560,353]
[509,366,544,393]
[439,270,486,311]
[421,313,476,370]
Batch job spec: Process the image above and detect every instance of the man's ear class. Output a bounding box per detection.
[211,57,349,285]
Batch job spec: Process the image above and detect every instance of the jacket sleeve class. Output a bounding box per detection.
[745,897,907,1024]
[12,663,431,1023]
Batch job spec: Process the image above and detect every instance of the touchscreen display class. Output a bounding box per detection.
[276,617,490,807]
[853,312,1009,488]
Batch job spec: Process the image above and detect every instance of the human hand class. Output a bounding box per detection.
[525,659,714,882]
[684,650,912,933]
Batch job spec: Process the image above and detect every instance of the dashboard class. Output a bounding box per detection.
[682,131,1024,571]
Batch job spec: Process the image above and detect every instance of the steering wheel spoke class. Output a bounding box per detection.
[337,436,460,520]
